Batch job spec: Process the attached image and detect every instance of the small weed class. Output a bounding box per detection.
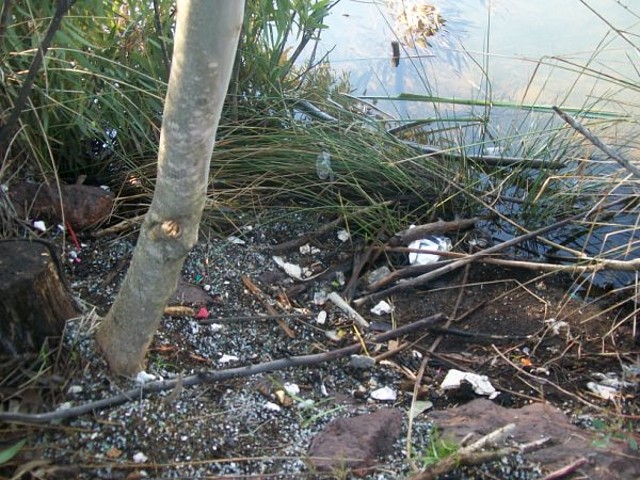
[591,418,639,452]
[419,428,459,467]
[0,439,26,465]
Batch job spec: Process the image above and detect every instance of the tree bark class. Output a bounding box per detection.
[96,1,245,376]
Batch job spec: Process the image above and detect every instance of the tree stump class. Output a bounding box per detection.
[0,239,80,356]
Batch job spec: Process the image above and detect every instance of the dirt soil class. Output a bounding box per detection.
[1,211,639,479]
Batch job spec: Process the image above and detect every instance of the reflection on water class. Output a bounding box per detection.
[322,0,639,112]
[319,0,640,289]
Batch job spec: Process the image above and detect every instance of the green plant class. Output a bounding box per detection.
[419,428,459,468]
[591,418,639,452]
[0,439,26,465]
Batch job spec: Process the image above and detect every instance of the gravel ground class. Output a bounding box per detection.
[1,210,638,479]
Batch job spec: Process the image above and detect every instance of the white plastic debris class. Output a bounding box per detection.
[133,452,148,463]
[67,385,83,395]
[33,220,47,232]
[337,229,350,242]
[227,235,246,245]
[544,318,570,336]
[284,383,300,396]
[218,354,239,364]
[264,401,282,412]
[316,150,333,180]
[441,369,499,399]
[587,381,619,400]
[349,355,376,369]
[272,255,311,281]
[55,401,73,411]
[299,243,320,255]
[324,329,343,342]
[316,310,327,325]
[408,235,452,265]
[209,323,224,333]
[370,386,397,401]
[371,300,393,316]
[313,290,328,305]
[591,372,635,389]
[135,371,157,385]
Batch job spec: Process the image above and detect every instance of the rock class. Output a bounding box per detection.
[429,399,640,480]
[170,277,212,305]
[9,181,114,230]
[308,408,402,474]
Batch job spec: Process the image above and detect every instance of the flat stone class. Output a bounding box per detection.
[308,408,403,474]
[9,181,114,230]
[429,398,640,480]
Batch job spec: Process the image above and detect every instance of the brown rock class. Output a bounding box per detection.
[429,398,640,480]
[308,408,403,474]
[9,181,114,230]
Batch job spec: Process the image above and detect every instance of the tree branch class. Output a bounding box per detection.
[0,313,446,424]
[0,0,76,158]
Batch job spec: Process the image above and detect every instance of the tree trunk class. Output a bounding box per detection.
[96,1,245,376]
[0,239,80,355]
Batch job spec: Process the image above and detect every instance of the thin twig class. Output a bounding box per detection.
[389,217,482,246]
[0,0,15,43]
[410,424,518,480]
[268,217,344,253]
[0,313,446,424]
[0,0,77,158]
[491,344,603,411]
[541,457,588,480]
[152,0,171,78]
[354,196,631,306]
[553,106,640,179]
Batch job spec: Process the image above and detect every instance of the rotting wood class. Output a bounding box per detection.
[0,239,81,355]
[0,313,446,424]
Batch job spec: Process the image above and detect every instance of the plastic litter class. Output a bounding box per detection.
[316,150,334,180]
[371,300,393,315]
[370,386,397,401]
[408,235,452,265]
[441,369,499,399]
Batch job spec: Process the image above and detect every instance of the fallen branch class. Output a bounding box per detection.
[354,197,631,306]
[389,217,482,246]
[327,291,370,328]
[268,217,344,253]
[409,423,516,480]
[0,313,445,424]
[553,106,640,179]
[368,247,640,293]
[241,275,296,338]
[541,457,588,480]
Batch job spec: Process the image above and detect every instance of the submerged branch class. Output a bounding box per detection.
[553,105,640,179]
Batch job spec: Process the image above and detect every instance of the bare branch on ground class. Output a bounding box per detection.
[0,313,446,424]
